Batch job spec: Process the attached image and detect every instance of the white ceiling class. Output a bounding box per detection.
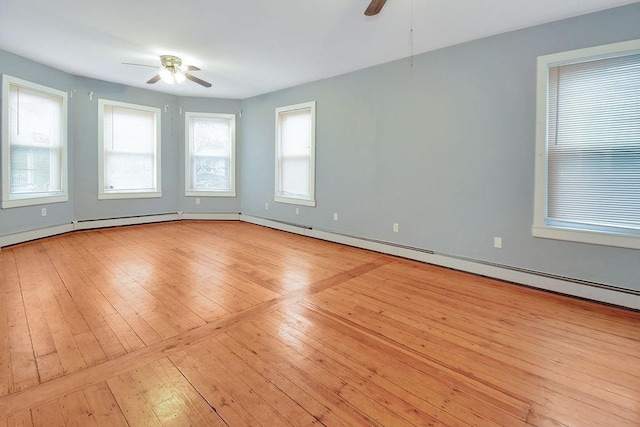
[0,0,636,99]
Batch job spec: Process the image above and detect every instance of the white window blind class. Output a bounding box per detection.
[279,109,311,195]
[185,113,236,197]
[275,101,316,206]
[99,100,161,199]
[546,53,640,235]
[2,76,68,208]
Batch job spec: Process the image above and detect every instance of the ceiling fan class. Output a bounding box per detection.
[365,0,388,16]
[123,55,212,88]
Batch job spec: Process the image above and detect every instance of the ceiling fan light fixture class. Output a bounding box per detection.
[159,67,174,84]
[174,71,186,83]
[131,55,212,88]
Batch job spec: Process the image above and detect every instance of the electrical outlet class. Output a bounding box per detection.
[41,208,47,217]
[265,202,269,210]
[494,237,503,249]
[296,207,300,215]
[196,198,200,205]
[393,223,399,232]
[333,213,338,221]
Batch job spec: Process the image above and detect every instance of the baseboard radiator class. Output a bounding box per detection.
[241,215,640,311]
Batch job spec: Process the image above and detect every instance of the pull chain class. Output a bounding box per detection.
[409,0,414,66]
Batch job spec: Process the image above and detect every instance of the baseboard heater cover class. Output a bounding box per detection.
[73,213,181,230]
[0,224,74,249]
[240,215,640,311]
[0,212,239,248]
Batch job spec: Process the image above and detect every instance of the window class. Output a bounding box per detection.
[185,112,236,197]
[98,99,161,199]
[533,39,640,249]
[1,75,68,208]
[275,101,316,206]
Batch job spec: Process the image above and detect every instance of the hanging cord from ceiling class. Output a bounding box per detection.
[409,0,414,67]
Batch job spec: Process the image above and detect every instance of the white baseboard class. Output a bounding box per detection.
[1,213,637,310]
[180,212,240,221]
[73,213,181,231]
[240,215,640,310]
[0,224,74,249]
[0,212,241,250]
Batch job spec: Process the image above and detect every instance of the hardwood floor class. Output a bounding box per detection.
[0,220,638,426]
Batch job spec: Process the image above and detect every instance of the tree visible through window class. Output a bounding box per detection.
[185,112,236,197]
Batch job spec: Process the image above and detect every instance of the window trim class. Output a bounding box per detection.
[533,39,640,250]
[184,112,236,198]
[98,99,162,200]
[1,75,69,209]
[274,101,316,207]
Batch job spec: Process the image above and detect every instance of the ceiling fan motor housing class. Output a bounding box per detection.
[160,55,182,72]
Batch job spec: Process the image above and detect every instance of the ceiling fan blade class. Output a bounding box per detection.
[122,62,157,68]
[185,65,201,71]
[146,75,161,84]
[185,73,212,88]
[364,0,387,16]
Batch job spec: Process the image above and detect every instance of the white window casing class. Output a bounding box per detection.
[1,75,69,208]
[98,99,161,200]
[533,39,640,250]
[185,112,236,197]
[275,101,316,207]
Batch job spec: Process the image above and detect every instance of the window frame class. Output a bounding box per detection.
[533,39,640,250]
[98,99,162,200]
[184,112,236,197]
[1,75,69,209]
[274,101,317,207]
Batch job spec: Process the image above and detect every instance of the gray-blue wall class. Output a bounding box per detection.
[1,4,638,292]
[239,4,640,291]
[0,53,241,232]
[0,50,76,235]
[72,77,181,221]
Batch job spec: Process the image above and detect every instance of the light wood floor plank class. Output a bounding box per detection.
[254,313,462,426]
[215,332,350,426]
[216,331,380,426]
[338,278,640,412]
[81,382,128,427]
[170,349,262,426]
[227,322,408,426]
[31,400,65,427]
[106,371,163,426]
[201,336,322,425]
[267,307,527,426]
[0,221,638,426]
[58,390,99,426]
[5,409,32,427]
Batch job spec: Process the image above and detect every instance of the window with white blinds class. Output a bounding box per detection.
[275,102,316,207]
[185,112,236,197]
[533,40,640,249]
[1,75,69,208]
[98,100,161,199]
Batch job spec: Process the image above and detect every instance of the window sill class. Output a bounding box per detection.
[532,224,640,250]
[2,194,69,209]
[99,191,162,200]
[186,190,236,198]
[274,196,316,207]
